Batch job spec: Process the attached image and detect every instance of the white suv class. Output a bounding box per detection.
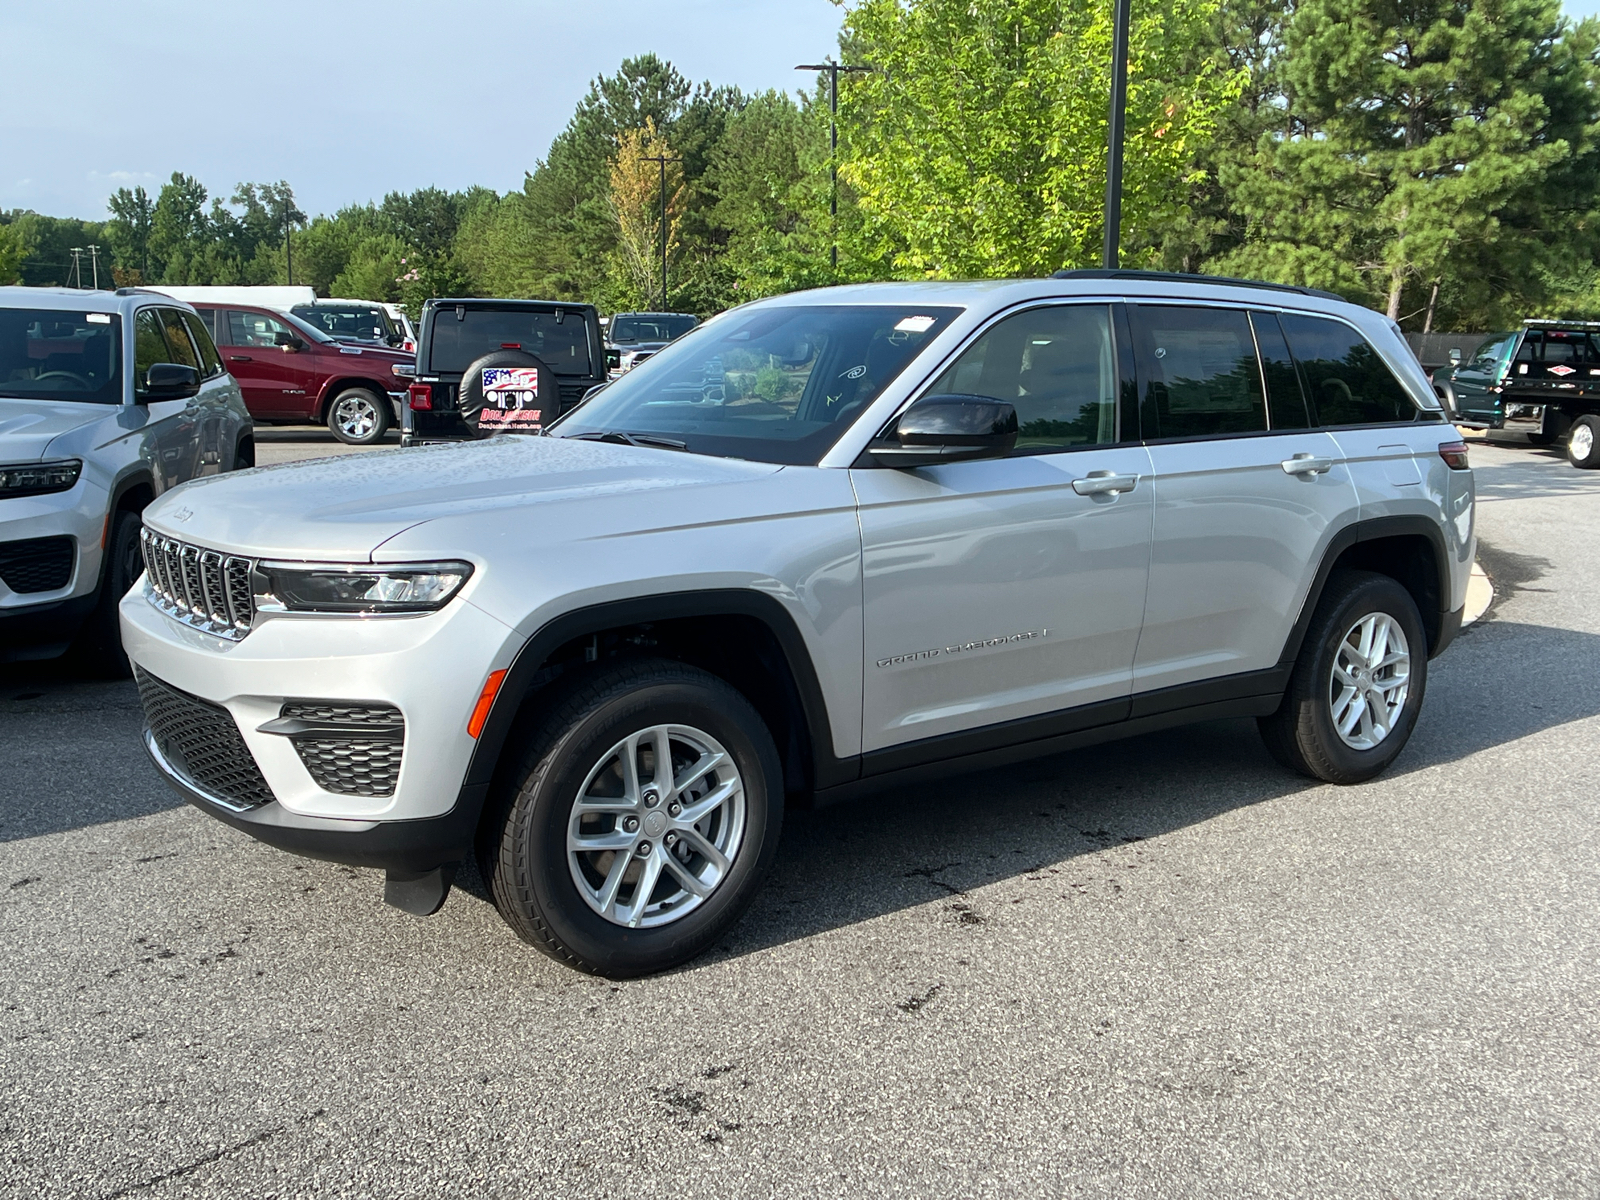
[121,273,1474,976]
[1,287,251,670]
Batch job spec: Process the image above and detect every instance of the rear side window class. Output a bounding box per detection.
[929,304,1119,450]
[194,307,218,341]
[133,309,170,397]
[1132,306,1266,438]
[180,311,224,379]
[1280,314,1422,426]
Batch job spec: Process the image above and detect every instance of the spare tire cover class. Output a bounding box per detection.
[456,349,557,437]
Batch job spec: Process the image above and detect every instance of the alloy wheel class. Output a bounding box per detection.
[1329,612,1411,751]
[567,723,746,929]
[333,395,379,440]
[1572,422,1594,461]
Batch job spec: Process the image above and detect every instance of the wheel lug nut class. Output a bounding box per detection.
[623,817,639,833]
[668,803,681,816]
[636,841,653,857]
[665,833,677,847]
[642,789,660,808]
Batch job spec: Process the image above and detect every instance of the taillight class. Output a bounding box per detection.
[408,383,433,411]
[1438,440,1470,470]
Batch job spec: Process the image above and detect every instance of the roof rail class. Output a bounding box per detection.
[1050,268,1345,303]
[114,287,167,297]
[1522,317,1600,328]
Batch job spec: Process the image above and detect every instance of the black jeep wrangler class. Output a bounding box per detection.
[402,298,606,445]
[1448,319,1600,468]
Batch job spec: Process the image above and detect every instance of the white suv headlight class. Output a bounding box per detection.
[254,561,473,614]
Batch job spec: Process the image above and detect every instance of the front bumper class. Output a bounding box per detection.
[120,577,521,826]
[142,726,485,872]
[0,476,106,614]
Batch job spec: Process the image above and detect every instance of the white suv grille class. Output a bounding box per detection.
[140,528,254,640]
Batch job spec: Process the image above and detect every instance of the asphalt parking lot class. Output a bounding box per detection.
[2,435,1597,1198]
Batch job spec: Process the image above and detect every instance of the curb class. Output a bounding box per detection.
[1462,561,1493,627]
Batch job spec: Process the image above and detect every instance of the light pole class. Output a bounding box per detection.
[639,151,682,310]
[1102,0,1132,269]
[795,58,874,271]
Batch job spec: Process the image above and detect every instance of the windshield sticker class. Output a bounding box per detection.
[894,315,936,333]
[86,313,111,324]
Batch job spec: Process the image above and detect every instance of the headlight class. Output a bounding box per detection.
[0,459,82,498]
[254,561,473,614]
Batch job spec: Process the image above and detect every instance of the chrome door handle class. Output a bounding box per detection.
[1072,471,1139,495]
[1282,453,1334,476]
[229,355,252,362]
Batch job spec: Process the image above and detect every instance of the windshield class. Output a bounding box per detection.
[611,315,698,344]
[428,307,593,375]
[552,304,961,465]
[1466,333,1514,371]
[292,305,395,343]
[0,308,123,404]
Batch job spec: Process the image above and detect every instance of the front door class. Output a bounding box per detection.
[1447,332,1516,426]
[1129,305,1360,697]
[218,309,316,418]
[854,302,1154,760]
[132,307,201,493]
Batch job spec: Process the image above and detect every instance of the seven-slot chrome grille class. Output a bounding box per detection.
[140,528,254,640]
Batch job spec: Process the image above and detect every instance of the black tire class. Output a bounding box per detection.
[69,508,143,678]
[1567,414,1600,469]
[485,659,783,977]
[1258,570,1428,784]
[456,349,555,438]
[325,387,390,446]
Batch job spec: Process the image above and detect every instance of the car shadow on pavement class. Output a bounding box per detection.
[0,661,170,843]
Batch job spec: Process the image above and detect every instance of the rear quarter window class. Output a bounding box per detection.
[1280,313,1434,426]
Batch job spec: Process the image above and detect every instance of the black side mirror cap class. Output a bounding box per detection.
[143,362,200,401]
[868,394,1018,467]
[274,330,304,350]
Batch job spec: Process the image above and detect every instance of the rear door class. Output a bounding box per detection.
[1131,305,1360,700]
[854,302,1154,758]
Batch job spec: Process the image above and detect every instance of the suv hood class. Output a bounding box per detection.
[141,435,782,560]
[0,398,109,463]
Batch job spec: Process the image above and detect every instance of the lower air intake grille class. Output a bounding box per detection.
[0,536,74,594]
[136,668,275,810]
[277,701,405,797]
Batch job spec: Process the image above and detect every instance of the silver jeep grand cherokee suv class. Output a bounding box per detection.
[122,272,1474,977]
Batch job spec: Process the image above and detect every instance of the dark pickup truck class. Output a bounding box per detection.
[1449,319,1600,468]
[402,298,606,446]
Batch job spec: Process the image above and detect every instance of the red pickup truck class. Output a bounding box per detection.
[191,304,413,445]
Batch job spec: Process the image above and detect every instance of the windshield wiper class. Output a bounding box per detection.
[566,430,688,450]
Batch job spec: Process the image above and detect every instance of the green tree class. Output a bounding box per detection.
[0,221,30,285]
[105,185,155,279]
[839,0,1244,278]
[1214,0,1600,329]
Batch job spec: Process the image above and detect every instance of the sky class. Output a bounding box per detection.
[0,0,845,222]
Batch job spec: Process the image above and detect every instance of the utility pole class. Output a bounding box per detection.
[1102,0,1133,269]
[87,244,101,290]
[285,216,294,286]
[639,150,682,310]
[795,58,874,272]
[68,247,83,289]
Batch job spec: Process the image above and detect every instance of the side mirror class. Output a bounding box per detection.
[144,362,200,401]
[274,330,304,351]
[1448,348,1462,366]
[868,394,1018,467]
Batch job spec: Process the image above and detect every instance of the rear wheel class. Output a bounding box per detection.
[326,387,389,446]
[485,659,783,977]
[1567,415,1600,468]
[1259,570,1427,784]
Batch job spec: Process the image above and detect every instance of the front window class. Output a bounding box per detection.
[611,314,698,344]
[0,308,123,404]
[429,308,593,375]
[553,305,961,465]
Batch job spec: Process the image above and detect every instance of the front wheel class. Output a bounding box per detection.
[1259,570,1427,784]
[485,659,784,977]
[69,508,143,677]
[1567,414,1600,469]
[326,387,390,446]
